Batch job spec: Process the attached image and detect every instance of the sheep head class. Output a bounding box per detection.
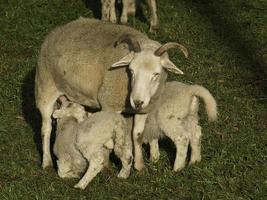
[111,34,188,111]
[53,98,87,123]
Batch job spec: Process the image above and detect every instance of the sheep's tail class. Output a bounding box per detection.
[189,85,218,122]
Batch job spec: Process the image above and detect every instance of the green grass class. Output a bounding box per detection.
[0,0,266,199]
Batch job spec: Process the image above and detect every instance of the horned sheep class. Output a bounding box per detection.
[35,17,188,170]
[141,81,217,171]
[53,98,133,190]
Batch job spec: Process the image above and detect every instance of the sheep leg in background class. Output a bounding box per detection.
[101,0,110,21]
[147,0,159,32]
[74,149,105,190]
[110,0,117,23]
[102,0,117,23]
[120,0,129,24]
[133,114,148,171]
[189,125,202,165]
[127,0,136,15]
[149,139,160,163]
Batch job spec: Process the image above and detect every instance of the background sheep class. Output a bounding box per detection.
[53,100,133,190]
[141,81,217,171]
[35,17,188,169]
[101,0,158,32]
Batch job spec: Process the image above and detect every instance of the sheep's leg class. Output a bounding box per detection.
[149,139,160,163]
[74,150,104,190]
[171,135,189,172]
[118,124,133,177]
[103,139,113,168]
[101,0,110,21]
[147,0,159,32]
[103,148,111,168]
[112,124,133,178]
[189,125,202,165]
[109,0,117,23]
[37,91,61,169]
[121,0,129,24]
[133,114,148,171]
[127,0,136,15]
[117,148,133,178]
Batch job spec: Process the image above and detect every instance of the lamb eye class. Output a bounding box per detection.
[153,72,160,76]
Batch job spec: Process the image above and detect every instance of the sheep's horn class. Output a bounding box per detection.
[154,42,189,58]
[114,34,141,52]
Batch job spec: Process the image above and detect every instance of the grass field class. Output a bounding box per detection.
[0,0,266,199]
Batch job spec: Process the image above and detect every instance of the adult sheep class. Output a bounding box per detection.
[35,17,188,170]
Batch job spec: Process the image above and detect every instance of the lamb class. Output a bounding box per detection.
[101,0,159,32]
[35,17,188,170]
[140,81,217,171]
[52,98,133,190]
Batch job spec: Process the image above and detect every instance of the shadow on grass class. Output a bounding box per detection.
[82,0,102,19]
[180,0,267,94]
[21,69,42,156]
[21,69,57,167]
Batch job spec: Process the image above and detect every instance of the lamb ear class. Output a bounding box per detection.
[110,52,135,68]
[161,59,184,75]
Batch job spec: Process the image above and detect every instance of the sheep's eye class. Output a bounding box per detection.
[129,69,134,75]
[151,72,160,81]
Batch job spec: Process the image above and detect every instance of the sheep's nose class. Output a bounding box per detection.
[134,100,144,110]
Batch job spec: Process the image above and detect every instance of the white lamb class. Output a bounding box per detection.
[141,81,218,171]
[53,99,133,190]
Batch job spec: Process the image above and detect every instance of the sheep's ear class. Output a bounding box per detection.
[110,52,135,68]
[53,110,62,119]
[161,59,184,75]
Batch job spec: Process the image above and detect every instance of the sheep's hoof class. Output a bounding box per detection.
[74,183,86,190]
[134,162,145,171]
[120,17,128,25]
[117,170,130,179]
[173,165,185,172]
[189,157,201,165]
[110,18,117,24]
[149,25,159,33]
[42,157,53,169]
[149,154,160,163]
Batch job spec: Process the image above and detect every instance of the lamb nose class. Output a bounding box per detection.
[134,100,144,110]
